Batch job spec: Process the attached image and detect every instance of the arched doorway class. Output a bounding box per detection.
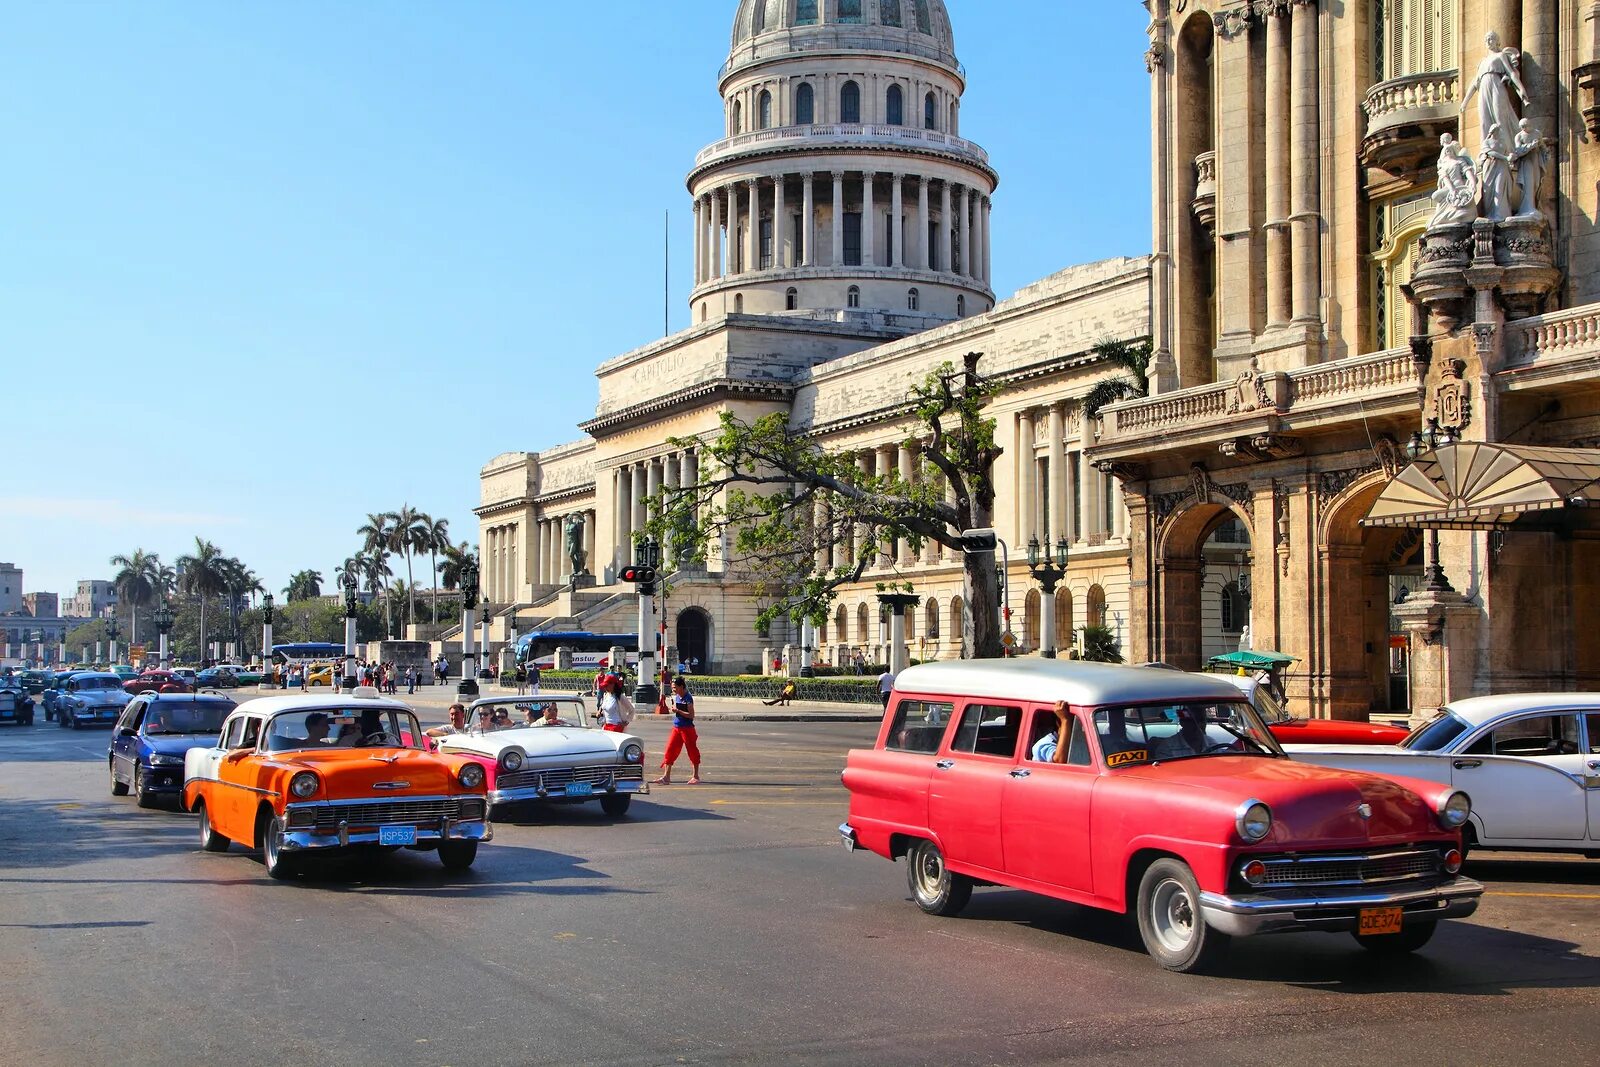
[856,603,870,644]
[676,608,713,674]
[1023,589,1041,652]
[949,596,965,650]
[1200,515,1253,661]
[1055,588,1074,652]
[1156,501,1252,670]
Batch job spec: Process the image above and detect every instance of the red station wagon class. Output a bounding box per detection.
[840,660,1484,973]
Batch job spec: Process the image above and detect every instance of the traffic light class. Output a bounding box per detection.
[620,566,658,586]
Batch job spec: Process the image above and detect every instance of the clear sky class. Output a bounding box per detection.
[2,1,1152,601]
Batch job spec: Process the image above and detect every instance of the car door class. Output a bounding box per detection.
[854,697,956,844]
[1585,714,1600,842]
[927,701,1022,875]
[1000,705,1097,895]
[1452,712,1589,843]
[111,699,146,783]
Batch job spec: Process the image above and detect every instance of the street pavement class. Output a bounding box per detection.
[1,719,1598,1066]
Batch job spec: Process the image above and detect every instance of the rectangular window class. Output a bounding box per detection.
[795,0,819,25]
[885,699,953,753]
[792,214,804,263]
[1027,708,1091,765]
[760,217,774,270]
[1470,714,1584,756]
[1588,714,1600,754]
[843,212,862,266]
[950,703,1023,759]
[927,220,940,270]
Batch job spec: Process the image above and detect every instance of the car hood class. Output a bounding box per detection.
[1117,757,1441,843]
[72,691,131,707]
[438,726,624,761]
[145,734,221,758]
[270,747,462,795]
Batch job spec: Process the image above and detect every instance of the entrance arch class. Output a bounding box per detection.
[676,608,713,674]
[1156,501,1253,670]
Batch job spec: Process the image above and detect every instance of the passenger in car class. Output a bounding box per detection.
[1030,702,1072,763]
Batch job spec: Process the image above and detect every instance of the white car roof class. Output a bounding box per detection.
[223,691,414,719]
[892,659,1248,707]
[1443,693,1600,728]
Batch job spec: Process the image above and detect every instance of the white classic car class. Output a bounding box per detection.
[1290,694,1600,857]
[433,695,648,818]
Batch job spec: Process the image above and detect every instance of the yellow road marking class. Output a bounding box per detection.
[707,799,837,806]
[1488,890,1600,900]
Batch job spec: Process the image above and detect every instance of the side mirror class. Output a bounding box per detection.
[119,727,136,738]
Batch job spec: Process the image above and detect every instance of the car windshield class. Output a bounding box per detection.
[1093,700,1282,767]
[1252,686,1292,725]
[79,677,121,691]
[1402,710,1471,752]
[262,706,425,753]
[469,699,590,731]
[144,701,233,734]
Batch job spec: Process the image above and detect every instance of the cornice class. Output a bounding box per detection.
[579,378,796,438]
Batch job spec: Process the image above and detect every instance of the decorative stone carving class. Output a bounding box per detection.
[1432,359,1472,433]
[1510,119,1552,220]
[1212,8,1251,38]
[1274,484,1293,577]
[1374,434,1404,478]
[1093,460,1147,483]
[1461,32,1530,162]
[1228,357,1273,414]
[1190,463,1213,505]
[1219,434,1303,462]
[1317,465,1382,511]
[1144,40,1166,73]
[1428,134,1479,229]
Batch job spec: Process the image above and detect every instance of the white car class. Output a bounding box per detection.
[433,695,648,818]
[1290,694,1600,856]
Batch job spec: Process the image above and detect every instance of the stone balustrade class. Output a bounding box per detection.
[693,122,990,169]
[1508,305,1600,369]
[1359,70,1460,173]
[1362,70,1460,128]
[1108,380,1233,435]
[1287,347,1413,404]
[1191,150,1217,232]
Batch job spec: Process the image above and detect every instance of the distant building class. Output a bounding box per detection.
[66,580,117,619]
[23,592,58,618]
[0,564,20,615]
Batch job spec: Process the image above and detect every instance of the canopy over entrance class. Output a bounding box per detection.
[1364,443,1600,530]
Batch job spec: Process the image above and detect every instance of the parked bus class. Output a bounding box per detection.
[513,630,639,671]
[270,642,348,666]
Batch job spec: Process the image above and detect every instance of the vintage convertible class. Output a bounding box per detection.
[432,695,647,818]
[182,690,491,879]
[0,679,34,726]
[1290,694,1600,857]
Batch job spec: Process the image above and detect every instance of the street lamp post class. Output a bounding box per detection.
[1026,536,1070,659]
[479,600,494,686]
[342,576,359,692]
[152,602,175,670]
[631,537,663,706]
[261,594,275,688]
[1406,422,1455,593]
[106,617,122,667]
[876,593,921,675]
[459,557,480,699]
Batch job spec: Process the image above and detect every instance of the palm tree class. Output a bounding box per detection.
[176,538,229,662]
[356,512,394,619]
[1077,624,1124,663]
[284,569,323,602]
[389,504,428,626]
[422,514,449,625]
[109,549,163,645]
[360,553,394,633]
[438,540,477,591]
[1082,337,1155,420]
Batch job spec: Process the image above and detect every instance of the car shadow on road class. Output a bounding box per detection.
[1467,855,1600,886]
[0,794,196,871]
[280,842,650,899]
[490,802,732,827]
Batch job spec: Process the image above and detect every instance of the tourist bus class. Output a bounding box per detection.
[270,642,348,666]
[513,630,639,671]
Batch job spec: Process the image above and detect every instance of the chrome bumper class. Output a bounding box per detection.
[1199,876,1485,937]
[839,822,859,851]
[281,820,492,852]
[489,780,649,804]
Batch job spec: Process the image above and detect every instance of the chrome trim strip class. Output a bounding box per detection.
[489,782,650,804]
[284,793,464,811]
[280,821,493,852]
[1198,876,1484,937]
[190,778,281,800]
[838,822,859,851]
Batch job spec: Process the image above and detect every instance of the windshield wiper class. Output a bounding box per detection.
[1212,722,1280,756]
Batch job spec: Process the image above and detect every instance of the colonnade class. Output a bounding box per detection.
[482,523,519,605]
[692,171,991,287]
[530,510,596,588]
[613,448,701,568]
[482,511,601,603]
[1013,403,1126,548]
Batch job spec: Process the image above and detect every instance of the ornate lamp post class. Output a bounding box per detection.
[1406,421,1455,593]
[342,575,359,692]
[261,594,275,687]
[1026,536,1071,659]
[152,601,175,670]
[105,616,123,667]
[479,599,494,684]
[459,556,480,697]
[631,537,663,705]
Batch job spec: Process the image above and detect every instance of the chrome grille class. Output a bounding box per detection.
[498,764,644,791]
[292,797,478,831]
[1253,848,1443,888]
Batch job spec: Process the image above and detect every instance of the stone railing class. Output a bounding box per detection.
[1287,347,1413,404]
[1107,380,1233,435]
[694,123,990,168]
[1362,70,1460,129]
[1192,150,1217,232]
[1508,305,1600,369]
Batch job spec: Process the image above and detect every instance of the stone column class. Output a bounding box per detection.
[942,478,958,561]
[745,179,759,274]
[879,444,897,565]
[814,497,831,572]
[917,176,930,269]
[1080,406,1101,536]
[1112,477,1127,539]
[710,188,724,278]
[1489,1,1523,49]
[898,443,917,564]
[890,173,903,267]
[646,458,664,525]
[1522,1,1557,172]
[862,171,876,266]
[614,468,632,572]
[959,187,972,277]
[939,182,953,273]
[854,451,872,567]
[584,510,596,574]
[773,173,787,268]
[692,197,703,285]
[631,464,648,536]
[802,173,816,266]
[972,193,985,284]
[1264,7,1292,328]
[982,196,993,284]
[831,170,845,267]
[1290,0,1321,325]
[1016,409,1036,545]
[1048,403,1067,542]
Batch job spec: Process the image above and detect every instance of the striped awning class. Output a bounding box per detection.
[1363,443,1600,530]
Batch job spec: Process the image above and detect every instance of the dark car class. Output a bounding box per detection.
[0,679,35,726]
[55,673,132,728]
[195,667,243,690]
[18,670,50,695]
[108,694,236,808]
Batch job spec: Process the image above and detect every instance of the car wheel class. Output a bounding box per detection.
[134,766,157,809]
[1353,921,1437,955]
[1136,858,1229,974]
[62,713,74,730]
[109,759,129,796]
[905,839,972,917]
[196,801,231,852]
[260,813,299,880]
[438,840,478,871]
[600,793,632,818]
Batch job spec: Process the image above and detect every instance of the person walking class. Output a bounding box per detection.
[654,676,701,785]
[514,664,527,695]
[406,665,416,695]
[598,675,634,733]
[877,666,896,708]
[527,659,541,695]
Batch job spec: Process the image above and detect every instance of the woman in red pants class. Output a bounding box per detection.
[654,676,702,785]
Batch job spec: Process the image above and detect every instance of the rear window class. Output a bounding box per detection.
[885,699,954,753]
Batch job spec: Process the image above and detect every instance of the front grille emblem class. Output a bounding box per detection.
[372,781,410,790]
[1357,803,1373,819]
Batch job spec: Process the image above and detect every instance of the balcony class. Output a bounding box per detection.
[1191,150,1216,234]
[692,123,991,174]
[1360,70,1460,177]
[1502,304,1600,393]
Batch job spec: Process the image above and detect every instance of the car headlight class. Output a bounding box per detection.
[500,749,524,772]
[1437,790,1471,829]
[148,754,184,767]
[289,772,320,799]
[459,762,486,790]
[621,742,644,764]
[1235,799,1272,842]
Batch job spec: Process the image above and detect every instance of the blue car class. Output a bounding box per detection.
[0,681,34,726]
[42,669,96,722]
[54,672,131,728]
[108,693,236,808]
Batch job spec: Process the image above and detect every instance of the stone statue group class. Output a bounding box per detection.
[1430,31,1550,229]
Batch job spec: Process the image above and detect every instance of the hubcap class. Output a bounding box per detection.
[199,808,211,845]
[1150,878,1196,954]
[912,847,944,900]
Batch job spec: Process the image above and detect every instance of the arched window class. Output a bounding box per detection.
[1086,585,1108,628]
[905,604,916,641]
[1056,588,1074,651]
[847,285,861,309]
[734,293,744,313]
[949,100,958,133]
[924,598,940,640]
[785,287,798,310]
[949,596,965,642]
[836,605,848,643]
[956,294,965,316]
[753,0,766,33]
[913,0,932,33]
[732,99,743,134]
[796,83,815,125]
[795,0,819,25]
[886,84,904,126]
[1024,589,1041,652]
[700,301,708,322]
[882,0,902,27]
[758,90,772,130]
[838,0,863,23]
[841,81,861,124]
[924,92,937,130]
[856,603,869,644]
[907,287,919,311]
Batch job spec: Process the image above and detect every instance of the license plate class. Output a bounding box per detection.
[378,825,417,846]
[565,781,594,797]
[1358,907,1404,936]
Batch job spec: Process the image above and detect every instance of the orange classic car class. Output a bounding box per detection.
[181,690,491,879]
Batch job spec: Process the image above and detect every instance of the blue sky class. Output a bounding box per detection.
[2,1,1152,600]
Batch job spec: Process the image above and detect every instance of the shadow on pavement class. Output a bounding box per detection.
[1467,855,1600,886]
[0,795,194,871]
[491,801,732,827]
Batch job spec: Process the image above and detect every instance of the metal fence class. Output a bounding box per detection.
[513,673,881,705]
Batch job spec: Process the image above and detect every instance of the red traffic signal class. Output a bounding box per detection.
[620,566,658,585]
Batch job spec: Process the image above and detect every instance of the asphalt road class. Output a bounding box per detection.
[1,717,1598,1067]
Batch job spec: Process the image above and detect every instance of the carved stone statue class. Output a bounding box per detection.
[1478,124,1518,221]
[1510,118,1551,219]
[1461,31,1529,158]
[564,514,588,577]
[1429,133,1479,229]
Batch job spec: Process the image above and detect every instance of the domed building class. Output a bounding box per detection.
[689,0,996,323]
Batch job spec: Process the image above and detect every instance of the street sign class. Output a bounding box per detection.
[130,644,146,664]
[1001,630,1016,648]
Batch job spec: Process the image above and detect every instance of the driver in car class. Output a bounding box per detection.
[1149,706,1210,760]
[530,704,570,728]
